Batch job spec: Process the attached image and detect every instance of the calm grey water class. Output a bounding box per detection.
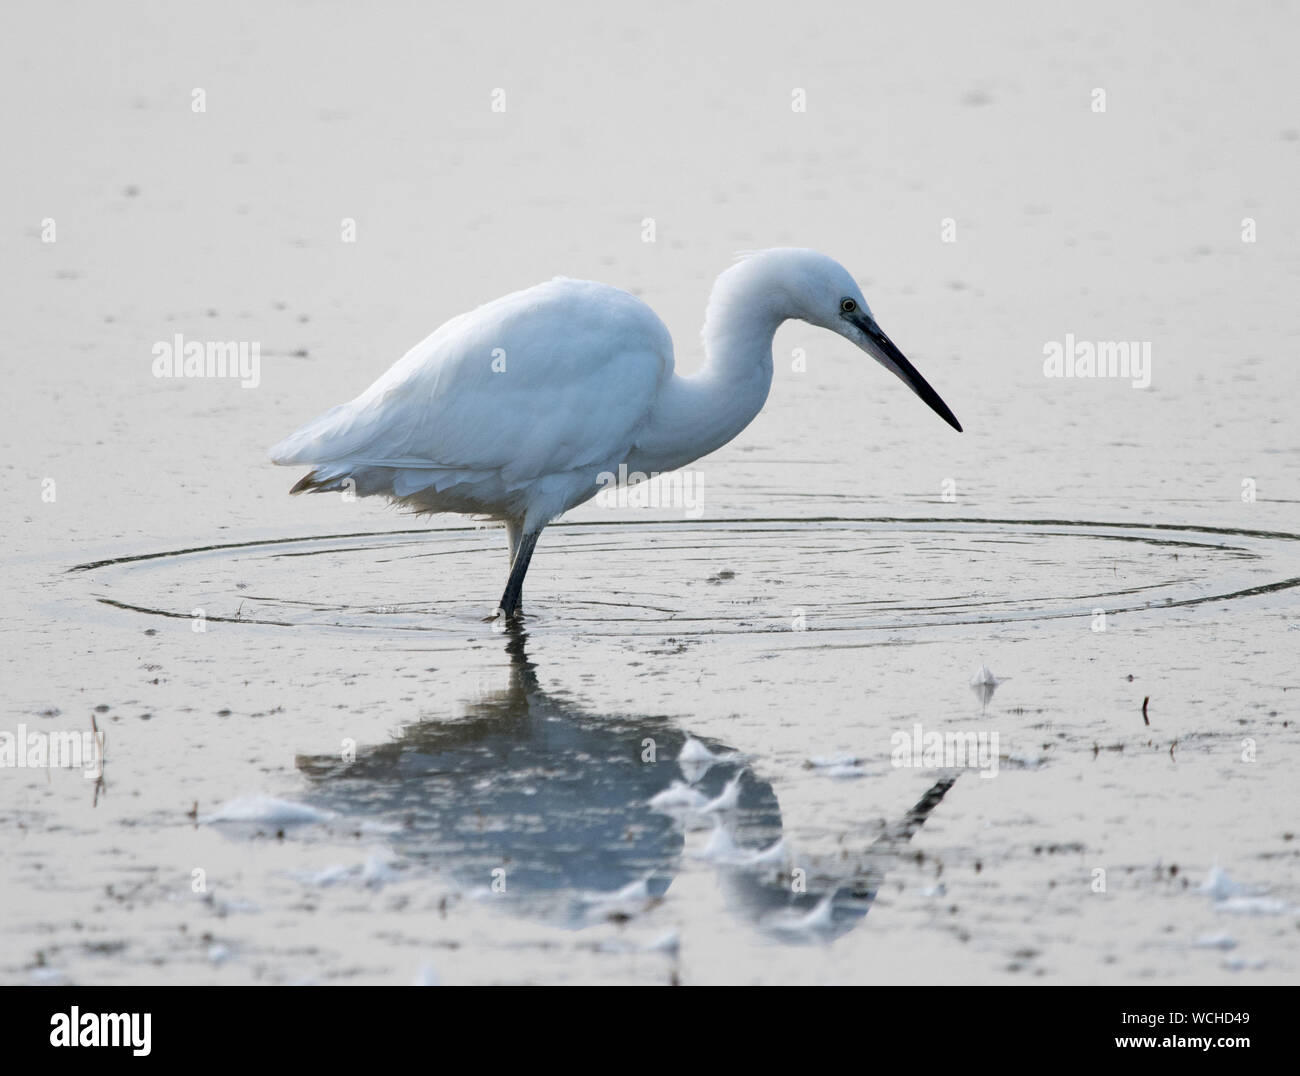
[2,2,1298,984]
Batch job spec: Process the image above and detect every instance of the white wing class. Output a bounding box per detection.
[270,278,674,492]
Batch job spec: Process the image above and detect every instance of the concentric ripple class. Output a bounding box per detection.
[69,518,1300,637]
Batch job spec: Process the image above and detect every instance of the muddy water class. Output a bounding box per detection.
[2,3,1299,984]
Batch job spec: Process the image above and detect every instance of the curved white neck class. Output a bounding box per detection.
[628,275,785,475]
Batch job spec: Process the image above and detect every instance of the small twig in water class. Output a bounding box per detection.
[89,713,106,806]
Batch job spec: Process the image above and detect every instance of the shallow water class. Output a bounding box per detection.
[68,518,1300,634]
[3,2,1299,984]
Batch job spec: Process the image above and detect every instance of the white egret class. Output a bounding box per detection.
[269,248,962,618]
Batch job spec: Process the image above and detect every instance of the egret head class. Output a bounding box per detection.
[747,248,963,433]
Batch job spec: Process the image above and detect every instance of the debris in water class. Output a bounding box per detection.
[805,753,873,778]
[644,930,680,956]
[578,877,658,923]
[700,771,744,814]
[1198,864,1250,901]
[1222,955,1267,971]
[970,665,1005,707]
[766,894,837,937]
[677,737,738,783]
[648,781,708,813]
[1216,896,1291,917]
[1196,864,1288,913]
[692,822,742,862]
[1191,933,1237,951]
[199,795,333,826]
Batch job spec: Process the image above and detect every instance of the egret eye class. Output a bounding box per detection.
[840,298,857,314]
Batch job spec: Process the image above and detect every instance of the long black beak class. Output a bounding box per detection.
[851,312,963,432]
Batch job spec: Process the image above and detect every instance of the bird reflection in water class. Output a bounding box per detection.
[295,627,955,940]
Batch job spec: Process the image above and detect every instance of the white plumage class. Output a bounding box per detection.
[270,248,962,617]
[271,278,671,527]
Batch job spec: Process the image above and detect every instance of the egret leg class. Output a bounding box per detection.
[503,519,526,613]
[505,519,523,565]
[497,528,541,619]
